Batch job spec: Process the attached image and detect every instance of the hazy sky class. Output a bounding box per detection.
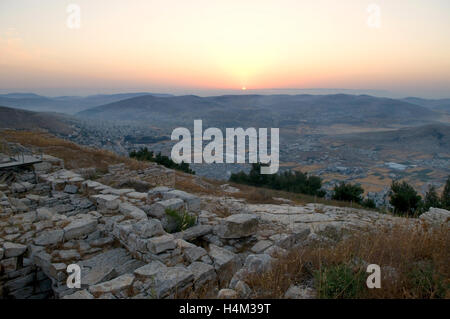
[1,0,449,97]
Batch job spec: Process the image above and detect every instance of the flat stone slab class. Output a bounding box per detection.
[3,242,27,258]
[89,273,135,296]
[216,214,259,239]
[174,224,212,241]
[63,218,98,241]
[63,290,95,299]
[134,260,167,278]
[148,198,184,218]
[34,229,64,246]
[147,234,176,254]
[132,219,165,239]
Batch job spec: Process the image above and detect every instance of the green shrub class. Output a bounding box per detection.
[362,198,376,209]
[407,262,448,299]
[130,147,195,174]
[441,176,450,209]
[389,181,422,216]
[165,208,197,233]
[332,182,364,204]
[424,185,441,210]
[314,263,367,299]
[229,163,325,197]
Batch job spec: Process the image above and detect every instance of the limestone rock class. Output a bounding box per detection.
[63,217,98,240]
[34,229,64,246]
[153,266,194,298]
[89,273,135,297]
[64,185,78,194]
[184,245,207,263]
[208,244,240,286]
[420,207,450,227]
[251,240,273,253]
[187,262,217,288]
[243,254,274,273]
[148,198,184,218]
[218,288,237,299]
[132,219,165,239]
[147,234,176,254]
[63,290,94,299]
[284,285,315,299]
[3,242,27,258]
[134,260,167,278]
[175,224,212,241]
[216,214,259,239]
[36,208,54,221]
[119,202,147,220]
[163,190,201,212]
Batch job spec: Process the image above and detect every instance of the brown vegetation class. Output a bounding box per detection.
[246,224,449,299]
[0,130,148,171]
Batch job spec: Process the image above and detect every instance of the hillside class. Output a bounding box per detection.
[0,132,448,300]
[77,94,440,128]
[403,97,450,112]
[0,92,172,114]
[0,106,74,135]
[328,123,450,152]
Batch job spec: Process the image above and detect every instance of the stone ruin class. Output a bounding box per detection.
[0,148,448,299]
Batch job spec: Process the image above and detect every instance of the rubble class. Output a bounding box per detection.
[0,147,437,300]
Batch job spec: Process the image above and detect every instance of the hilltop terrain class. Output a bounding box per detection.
[1,93,449,204]
[0,133,448,299]
[0,106,74,135]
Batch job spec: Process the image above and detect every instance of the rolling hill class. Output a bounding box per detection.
[77,94,441,128]
[0,92,173,114]
[0,106,74,135]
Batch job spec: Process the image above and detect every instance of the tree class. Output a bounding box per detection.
[129,147,195,174]
[362,198,376,209]
[389,181,422,216]
[229,163,324,197]
[441,176,450,210]
[423,185,441,211]
[332,182,364,204]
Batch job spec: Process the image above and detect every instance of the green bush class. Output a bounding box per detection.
[314,263,367,299]
[130,147,195,174]
[407,262,447,299]
[424,185,441,211]
[389,181,422,216]
[165,208,196,233]
[441,176,450,209]
[332,182,364,204]
[362,198,376,209]
[229,163,325,197]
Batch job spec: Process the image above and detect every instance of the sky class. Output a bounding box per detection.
[0,0,450,98]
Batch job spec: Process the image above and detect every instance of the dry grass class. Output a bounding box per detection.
[247,224,450,299]
[0,130,148,171]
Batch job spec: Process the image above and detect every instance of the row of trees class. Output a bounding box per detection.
[332,177,450,216]
[331,182,376,208]
[129,148,195,174]
[229,163,450,216]
[389,178,450,216]
[229,163,325,197]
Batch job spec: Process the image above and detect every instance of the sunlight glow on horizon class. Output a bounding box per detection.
[0,0,449,98]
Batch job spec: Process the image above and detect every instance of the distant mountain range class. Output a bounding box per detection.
[402,97,450,112]
[0,92,173,114]
[77,94,442,128]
